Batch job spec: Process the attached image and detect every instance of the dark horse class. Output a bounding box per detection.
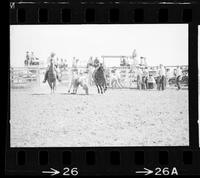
[47,61,57,94]
[93,65,107,94]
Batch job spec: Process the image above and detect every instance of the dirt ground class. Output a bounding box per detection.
[10,84,189,147]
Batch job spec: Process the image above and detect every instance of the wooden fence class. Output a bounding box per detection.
[10,65,188,89]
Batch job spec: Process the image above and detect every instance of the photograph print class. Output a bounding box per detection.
[10,24,189,147]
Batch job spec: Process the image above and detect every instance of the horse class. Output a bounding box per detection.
[93,65,107,94]
[47,62,57,94]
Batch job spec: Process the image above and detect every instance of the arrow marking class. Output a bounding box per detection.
[42,168,60,176]
[136,168,153,176]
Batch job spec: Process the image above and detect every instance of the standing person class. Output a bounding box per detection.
[115,68,123,88]
[132,49,138,66]
[87,56,93,67]
[111,68,123,88]
[143,67,149,89]
[72,57,79,69]
[68,70,79,93]
[64,59,68,69]
[147,74,156,89]
[55,58,59,68]
[87,57,94,86]
[30,51,35,65]
[60,58,64,69]
[25,51,30,66]
[165,68,171,88]
[176,66,182,90]
[158,64,166,90]
[68,57,79,93]
[136,67,143,90]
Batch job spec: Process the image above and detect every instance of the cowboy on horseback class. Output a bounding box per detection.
[92,58,107,93]
[43,52,61,83]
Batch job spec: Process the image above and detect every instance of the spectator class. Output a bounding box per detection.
[25,51,30,66]
[147,74,156,89]
[175,66,182,90]
[136,67,143,90]
[30,51,35,65]
[64,59,68,69]
[55,58,59,68]
[87,56,93,67]
[87,57,95,86]
[60,59,64,69]
[143,67,149,89]
[158,64,166,90]
[165,68,171,88]
[72,57,79,69]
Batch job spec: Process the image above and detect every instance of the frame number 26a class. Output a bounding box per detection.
[155,167,178,176]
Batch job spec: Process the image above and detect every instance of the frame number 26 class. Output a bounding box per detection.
[63,167,78,176]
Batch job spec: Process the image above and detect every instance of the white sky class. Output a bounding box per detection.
[10,24,188,67]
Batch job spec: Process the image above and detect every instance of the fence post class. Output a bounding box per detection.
[37,68,40,87]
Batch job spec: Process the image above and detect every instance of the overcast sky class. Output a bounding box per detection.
[10,24,188,67]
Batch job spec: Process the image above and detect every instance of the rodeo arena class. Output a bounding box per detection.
[10,50,189,147]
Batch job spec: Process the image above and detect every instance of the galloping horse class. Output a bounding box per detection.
[47,60,57,94]
[93,65,107,94]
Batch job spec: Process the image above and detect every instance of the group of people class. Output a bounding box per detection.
[53,58,68,70]
[25,51,69,69]
[24,51,39,66]
[110,64,185,90]
[136,64,167,90]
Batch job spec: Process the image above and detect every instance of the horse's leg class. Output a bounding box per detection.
[84,85,89,95]
[51,83,53,94]
[104,80,107,92]
[111,79,114,89]
[99,85,103,94]
[47,80,52,94]
[68,79,73,93]
[117,78,123,88]
[74,83,79,94]
[96,83,100,94]
[53,80,56,93]
[103,75,107,91]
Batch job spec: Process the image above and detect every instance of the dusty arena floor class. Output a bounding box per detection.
[10,84,189,147]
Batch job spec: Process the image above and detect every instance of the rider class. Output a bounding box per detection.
[94,57,100,68]
[43,52,61,83]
